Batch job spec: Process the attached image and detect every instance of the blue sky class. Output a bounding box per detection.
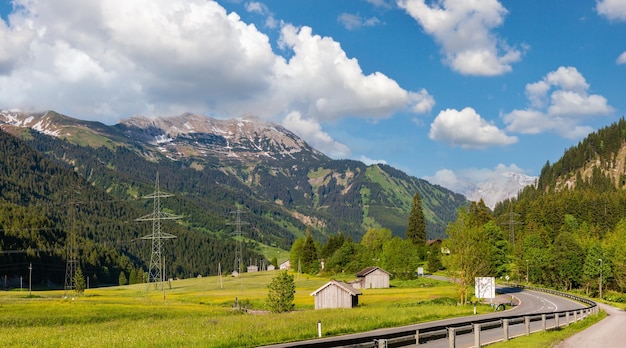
[0,0,625,195]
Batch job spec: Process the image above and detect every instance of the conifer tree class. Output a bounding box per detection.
[73,267,86,295]
[406,192,426,246]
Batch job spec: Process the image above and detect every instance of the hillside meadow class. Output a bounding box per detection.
[0,271,487,347]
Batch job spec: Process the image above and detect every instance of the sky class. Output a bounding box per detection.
[0,0,625,195]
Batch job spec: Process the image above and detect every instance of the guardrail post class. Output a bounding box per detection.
[474,324,481,348]
[574,310,578,322]
[542,314,546,331]
[502,319,509,342]
[525,316,530,336]
[415,329,419,346]
[566,312,570,326]
[448,327,455,348]
[555,313,560,328]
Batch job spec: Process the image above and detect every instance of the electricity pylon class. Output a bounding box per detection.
[64,190,81,296]
[500,203,522,245]
[227,208,248,277]
[136,173,179,290]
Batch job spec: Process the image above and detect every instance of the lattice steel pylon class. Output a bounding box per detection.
[500,203,522,245]
[227,209,248,277]
[136,173,180,290]
[64,190,81,296]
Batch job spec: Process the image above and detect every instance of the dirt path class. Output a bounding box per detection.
[555,302,626,348]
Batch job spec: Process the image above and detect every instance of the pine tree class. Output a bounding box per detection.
[118,271,128,286]
[406,192,426,246]
[301,229,319,274]
[73,267,86,295]
[266,271,295,313]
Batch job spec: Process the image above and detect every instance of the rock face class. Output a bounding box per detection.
[116,113,327,163]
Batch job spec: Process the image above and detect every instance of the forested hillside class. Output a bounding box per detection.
[491,118,626,295]
[0,130,261,288]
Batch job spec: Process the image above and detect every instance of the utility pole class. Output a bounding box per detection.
[526,259,529,284]
[599,258,603,299]
[28,263,32,296]
[136,173,180,291]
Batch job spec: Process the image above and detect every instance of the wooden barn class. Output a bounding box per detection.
[310,280,361,309]
[351,267,391,289]
[279,260,290,270]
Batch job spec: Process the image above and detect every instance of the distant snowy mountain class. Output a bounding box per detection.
[461,172,537,209]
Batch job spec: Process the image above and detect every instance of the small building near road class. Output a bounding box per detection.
[279,260,290,270]
[310,280,361,309]
[350,267,391,289]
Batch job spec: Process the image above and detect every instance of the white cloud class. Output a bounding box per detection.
[281,111,351,158]
[617,51,626,64]
[245,1,277,28]
[504,66,613,139]
[424,169,461,191]
[429,107,518,149]
[358,155,388,165]
[597,0,626,21]
[397,0,523,76]
[0,0,432,132]
[338,13,381,30]
[366,0,393,9]
[274,24,434,121]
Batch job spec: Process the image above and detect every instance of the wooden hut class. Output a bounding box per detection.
[279,260,291,270]
[351,267,390,289]
[310,280,361,309]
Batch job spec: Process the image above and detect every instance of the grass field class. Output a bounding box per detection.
[0,272,490,347]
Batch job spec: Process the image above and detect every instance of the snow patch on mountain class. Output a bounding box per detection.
[426,168,537,209]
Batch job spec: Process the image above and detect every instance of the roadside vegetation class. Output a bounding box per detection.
[487,311,606,348]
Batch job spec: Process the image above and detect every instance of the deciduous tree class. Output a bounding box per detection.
[266,271,295,313]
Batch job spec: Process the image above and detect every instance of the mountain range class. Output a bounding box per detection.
[0,110,467,245]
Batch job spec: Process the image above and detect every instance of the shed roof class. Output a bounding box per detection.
[356,267,391,277]
[310,280,362,296]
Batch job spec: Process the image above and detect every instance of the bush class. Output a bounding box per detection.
[266,271,295,313]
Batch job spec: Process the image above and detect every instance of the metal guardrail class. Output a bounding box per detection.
[262,285,598,348]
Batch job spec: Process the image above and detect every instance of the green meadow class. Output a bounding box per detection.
[0,272,487,347]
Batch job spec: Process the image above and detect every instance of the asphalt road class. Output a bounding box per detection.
[416,287,587,348]
[554,302,626,348]
[260,286,588,348]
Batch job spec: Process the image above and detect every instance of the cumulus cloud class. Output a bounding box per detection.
[274,24,434,121]
[504,66,613,139]
[0,0,433,158]
[429,107,518,149]
[617,52,626,64]
[397,0,523,76]
[597,0,626,21]
[338,13,381,30]
[281,111,351,158]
